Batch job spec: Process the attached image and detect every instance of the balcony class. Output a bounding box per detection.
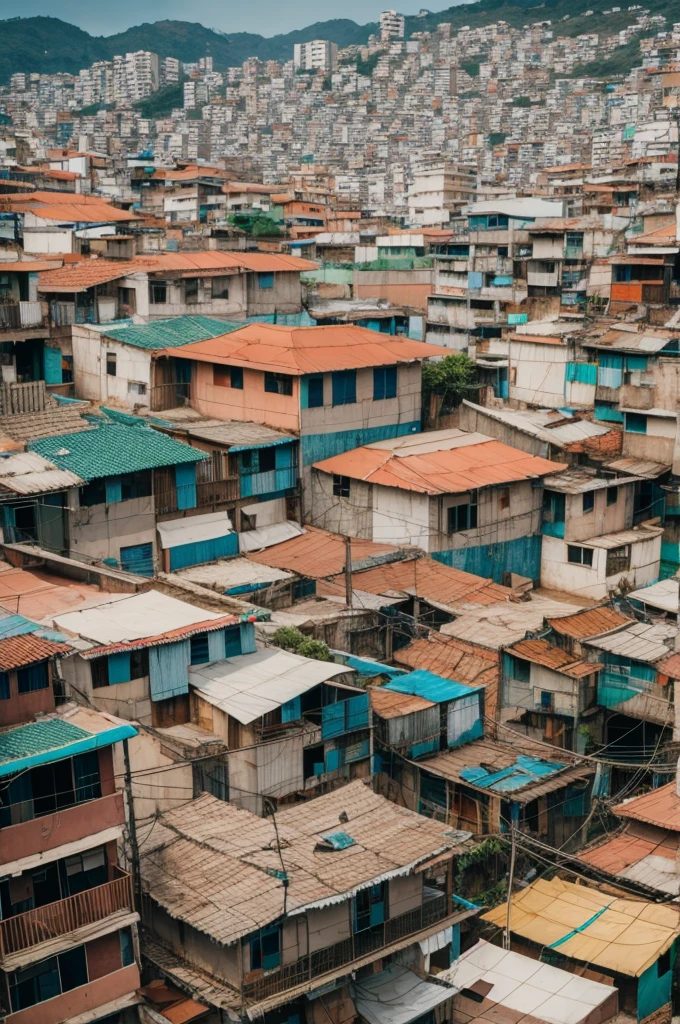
[527,271,559,288]
[49,300,127,327]
[0,300,49,332]
[0,791,125,867]
[0,867,133,959]
[619,383,655,410]
[242,891,453,1004]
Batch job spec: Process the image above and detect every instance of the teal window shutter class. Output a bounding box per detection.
[175,463,197,510]
[224,626,242,658]
[108,652,131,684]
[43,346,63,385]
[106,476,122,504]
[282,696,301,722]
[239,622,256,654]
[208,629,226,662]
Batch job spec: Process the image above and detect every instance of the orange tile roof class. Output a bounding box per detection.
[1,259,63,273]
[547,606,632,639]
[0,632,73,671]
[246,525,401,578]
[313,438,562,495]
[37,258,151,293]
[613,782,680,831]
[145,251,317,275]
[370,687,435,718]
[392,631,499,718]
[0,192,137,223]
[322,556,512,609]
[658,653,680,679]
[510,637,599,678]
[166,324,442,376]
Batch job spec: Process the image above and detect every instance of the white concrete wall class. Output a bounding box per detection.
[540,533,661,599]
[510,340,568,408]
[71,327,153,407]
[372,483,431,547]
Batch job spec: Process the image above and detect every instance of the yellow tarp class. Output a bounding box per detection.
[482,876,680,977]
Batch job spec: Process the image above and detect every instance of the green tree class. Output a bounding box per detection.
[271,627,330,662]
[422,353,478,414]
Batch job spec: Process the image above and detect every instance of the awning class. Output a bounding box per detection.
[157,511,234,550]
[351,964,454,1024]
[239,520,305,553]
[189,647,349,724]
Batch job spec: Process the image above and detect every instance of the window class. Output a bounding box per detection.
[250,925,280,971]
[373,366,397,400]
[190,633,210,665]
[211,276,230,300]
[658,949,671,977]
[448,494,478,533]
[259,448,276,473]
[214,365,243,389]
[567,545,593,567]
[625,412,647,434]
[258,272,274,290]
[354,883,385,932]
[499,487,510,511]
[79,479,107,507]
[17,662,48,694]
[106,353,116,377]
[65,846,106,894]
[333,475,351,498]
[121,471,152,501]
[149,281,167,304]
[120,928,135,968]
[307,375,324,408]
[505,654,530,683]
[91,657,109,689]
[606,544,630,576]
[582,491,594,514]
[184,278,199,304]
[606,486,618,506]
[332,370,356,406]
[0,672,8,700]
[540,690,553,709]
[264,372,293,396]
[128,381,147,396]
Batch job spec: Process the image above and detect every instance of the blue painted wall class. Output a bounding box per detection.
[301,421,420,467]
[432,535,542,584]
[168,532,238,571]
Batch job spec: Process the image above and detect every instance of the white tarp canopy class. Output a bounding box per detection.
[157,511,234,550]
[189,648,349,724]
[438,940,617,1024]
[176,557,293,589]
[351,964,454,1024]
[54,590,223,644]
[239,520,305,553]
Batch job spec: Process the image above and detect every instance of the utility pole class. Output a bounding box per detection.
[504,817,517,951]
[122,738,142,911]
[344,535,353,607]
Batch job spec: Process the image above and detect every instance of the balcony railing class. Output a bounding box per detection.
[0,299,49,330]
[0,867,133,958]
[242,891,449,1004]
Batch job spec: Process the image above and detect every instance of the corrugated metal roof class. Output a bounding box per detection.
[30,422,207,481]
[579,831,660,876]
[0,451,83,494]
[144,251,317,274]
[441,596,585,650]
[585,621,676,663]
[38,259,148,294]
[582,525,664,549]
[180,420,297,449]
[543,469,640,494]
[614,782,680,831]
[385,669,483,703]
[628,578,679,614]
[352,965,455,1024]
[370,687,436,719]
[314,432,562,496]
[157,512,233,550]
[103,316,245,350]
[509,638,599,678]
[140,782,469,946]
[191,648,350,725]
[247,525,401,578]
[162,324,443,376]
[392,633,499,719]
[548,606,632,640]
[584,328,677,353]
[461,401,612,449]
[605,457,670,478]
[482,876,680,977]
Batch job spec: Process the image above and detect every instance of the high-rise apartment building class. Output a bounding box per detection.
[293,40,338,73]
[380,9,406,40]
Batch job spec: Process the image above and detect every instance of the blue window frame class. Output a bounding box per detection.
[354,883,385,932]
[332,370,356,406]
[17,662,48,694]
[0,672,9,700]
[258,272,274,289]
[249,925,281,971]
[120,928,135,968]
[307,375,324,408]
[224,626,242,658]
[625,412,647,434]
[373,366,397,400]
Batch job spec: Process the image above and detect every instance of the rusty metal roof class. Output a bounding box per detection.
[547,605,632,640]
[614,782,680,831]
[509,638,599,678]
[393,632,499,719]
[314,432,562,495]
[247,525,402,578]
[579,831,660,876]
[370,687,435,719]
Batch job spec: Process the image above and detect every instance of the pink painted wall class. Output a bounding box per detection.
[0,791,125,865]
[191,362,301,433]
[7,964,140,1024]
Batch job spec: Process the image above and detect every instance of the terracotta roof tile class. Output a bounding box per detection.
[0,632,72,670]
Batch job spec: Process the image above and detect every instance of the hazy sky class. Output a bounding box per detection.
[0,0,428,36]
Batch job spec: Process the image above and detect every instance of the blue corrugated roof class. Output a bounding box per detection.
[460,754,565,793]
[102,316,243,350]
[30,422,207,481]
[0,717,138,776]
[0,614,42,641]
[385,670,482,703]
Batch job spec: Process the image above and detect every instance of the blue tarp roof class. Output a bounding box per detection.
[385,670,482,703]
[460,754,565,793]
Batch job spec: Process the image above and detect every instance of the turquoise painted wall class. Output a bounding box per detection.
[301,421,420,466]
[637,940,676,1021]
[431,535,542,584]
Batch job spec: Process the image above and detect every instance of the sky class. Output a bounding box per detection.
[0,0,412,36]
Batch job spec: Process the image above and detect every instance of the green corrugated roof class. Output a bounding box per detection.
[103,316,243,350]
[0,718,90,766]
[29,422,207,481]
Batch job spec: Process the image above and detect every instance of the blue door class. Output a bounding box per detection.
[120,542,154,576]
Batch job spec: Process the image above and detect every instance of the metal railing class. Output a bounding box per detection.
[242,892,448,1003]
[0,867,133,957]
[0,299,49,330]
[155,477,240,515]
